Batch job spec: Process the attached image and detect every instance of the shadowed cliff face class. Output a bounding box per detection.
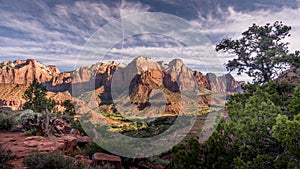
[0,57,242,110]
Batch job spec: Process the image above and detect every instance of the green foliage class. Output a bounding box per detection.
[23,78,55,112]
[229,81,294,111]
[146,156,170,166]
[91,163,115,169]
[168,82,299,168]
[83,142,106,159]
[167,137,204,169]
[288,85,300,116]
[23,152,86,169]
[259,81,295,107]
[216,21,300,83]
[63,99,76,116]
[18,109,41,130]
[70,119,86,135]
[61,99,87,135]
[24,128,39,136]
[0,144,15,169]
[0,113,14,130]
[224,89,283,168]
[0,107,21,130]
[273,114,300,160]
[23,152,114,169]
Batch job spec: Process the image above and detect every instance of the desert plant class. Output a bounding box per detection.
[90,162,115,169]
[0,113,14,130]
[24,128,39,136]
[18,109,41,130]
[23,152,86,169]
[23,151,116,169]
[83,142,106,159]
[0,144,15,169]
[0,108,21,130]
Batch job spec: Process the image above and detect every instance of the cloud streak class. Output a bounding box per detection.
[190,5,300,81]
[0,0,150,71]
[0,0,299,82]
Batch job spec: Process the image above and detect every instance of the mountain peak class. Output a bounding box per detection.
[169,59,184,68]
[130,56,161,73]
[0,59,61,84]
[134,56,152,62]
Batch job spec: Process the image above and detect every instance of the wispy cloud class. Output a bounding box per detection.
[0,0,150,71]
[0,0,299,82]
[190,5,300,81]
[191,6,300,50]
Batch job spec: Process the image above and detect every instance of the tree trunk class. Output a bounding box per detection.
[45,108,50,136]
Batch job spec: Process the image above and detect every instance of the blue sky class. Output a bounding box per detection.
[0,0,300,81]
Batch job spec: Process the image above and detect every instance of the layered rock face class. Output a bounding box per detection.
[277,67,300,86]
[0,57,242,110]
[0,59,58,84]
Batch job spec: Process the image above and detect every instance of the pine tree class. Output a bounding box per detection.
[216,21,300,83]
[23,78,55,112]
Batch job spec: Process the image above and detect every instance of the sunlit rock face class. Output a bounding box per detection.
[0,57,242,110]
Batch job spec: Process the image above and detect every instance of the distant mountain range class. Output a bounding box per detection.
[0,57,243,110]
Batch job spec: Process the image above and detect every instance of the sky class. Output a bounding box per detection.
[0,0,300,81]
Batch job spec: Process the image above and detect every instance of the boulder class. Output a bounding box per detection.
[75,154,93,166]
[92,152,122,169]
[62,135,78,154]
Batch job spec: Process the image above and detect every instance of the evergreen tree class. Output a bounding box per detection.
[62,99,75,116]
[272,114,300,167]
[216,21,300,83]
[23,78,55,112]
[168,85,294,168]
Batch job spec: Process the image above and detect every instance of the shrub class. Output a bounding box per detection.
[0,113,14,130]
[0,144,15,169]
[23,152,86,169]
[18,109,41,130]
[92,163,115,169]
[24,128,39,136]
[0,108,20,130]
[83,142,106,159]
[23,151,116,169]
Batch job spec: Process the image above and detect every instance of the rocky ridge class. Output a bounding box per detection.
[0,57,242,110]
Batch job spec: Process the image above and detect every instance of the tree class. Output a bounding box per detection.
[167,82,300,168]
[23,78,55,112]
[216,21,300,83]
[62,99,75,116]
[288,85,300,116]
[273,114,300,165]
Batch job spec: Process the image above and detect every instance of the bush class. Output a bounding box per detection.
[83,142,106,159]
[23,151,116,169]
[24,128,39,136]
[23,152,86,169]
[0,108,20,130]
[18,109,41,130]
[0,113,14,130]
[0,144,15,169]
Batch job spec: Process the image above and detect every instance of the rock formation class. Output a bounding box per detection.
[0,57,242,110]
[277,67,300,86]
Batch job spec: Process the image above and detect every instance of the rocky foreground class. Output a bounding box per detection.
[0,131,124,169]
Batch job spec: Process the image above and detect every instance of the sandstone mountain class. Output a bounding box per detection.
[0,57,242,110]
[277,67,300,86]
